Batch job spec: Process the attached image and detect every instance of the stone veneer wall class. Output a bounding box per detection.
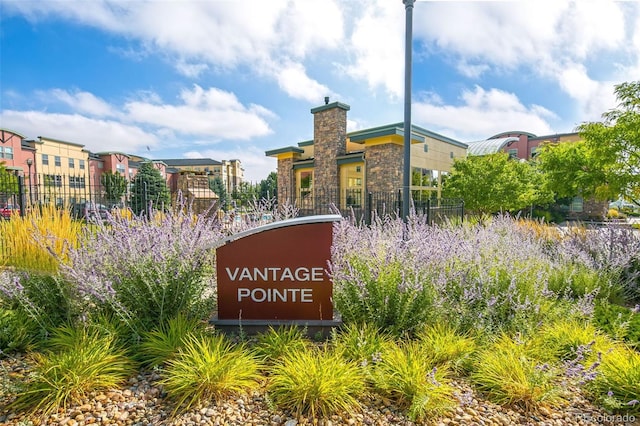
[312,105,348,192]
[365,144,404,193]
[276,157,294,206]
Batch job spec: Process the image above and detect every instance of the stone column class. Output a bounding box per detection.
[276,157,294,207]
[365,144,403,193]
[311,101,350,201]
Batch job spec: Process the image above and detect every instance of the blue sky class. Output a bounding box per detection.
[1,1,639,182]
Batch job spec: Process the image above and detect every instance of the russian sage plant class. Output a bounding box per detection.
[60,205,225,337]
[330,214,622,336]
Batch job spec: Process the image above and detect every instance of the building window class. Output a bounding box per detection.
[116,164,125,174]
[69,158,75,168]
[42,154,49,165]
[530,147,539,159]
[44,174,63,187]
[423,144,429,153]
[98,163,104,169]
[570,196,584,213]
[0,147,13,159]
[450,152,454,159]
[507,149,518,159]
[55,156,61,167]
[69,176,86,189]
[79,160,85,170]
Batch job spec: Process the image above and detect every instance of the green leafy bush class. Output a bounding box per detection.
[588,344,640,415]
[332,258,435,336]
[161,334,261,414]
[267,347,365,418]
[10,324,134,415]
[0,308,38,354]
[369,341,455,422]
[0,272,78,342]
[592,302,640,348]
[470,334,565,410]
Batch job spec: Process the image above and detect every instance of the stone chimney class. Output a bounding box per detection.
[310,98,350,193]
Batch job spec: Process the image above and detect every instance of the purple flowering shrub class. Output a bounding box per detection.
[330,214,628,335]
[60,206,226,336]
[557,226,640,303]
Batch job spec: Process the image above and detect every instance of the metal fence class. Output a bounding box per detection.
[279,187,464,225]
[1,171,464,259]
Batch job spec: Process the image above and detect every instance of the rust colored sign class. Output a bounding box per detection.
[216,216,340,321]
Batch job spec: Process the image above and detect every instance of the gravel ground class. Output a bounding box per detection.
[1,355,638,426]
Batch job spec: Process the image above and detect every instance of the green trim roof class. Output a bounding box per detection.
[265,146,305,157]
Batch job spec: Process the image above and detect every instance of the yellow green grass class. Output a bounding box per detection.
[0,204,82,272]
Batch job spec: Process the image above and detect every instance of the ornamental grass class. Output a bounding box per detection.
[160,333,262,415]
[10,324,134,416]
[267,346,365,418]
[0,204,81,272]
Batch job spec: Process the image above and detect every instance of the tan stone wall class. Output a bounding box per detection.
[313,107,347,191]
[365,144,403,193]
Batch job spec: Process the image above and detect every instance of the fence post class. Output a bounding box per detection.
[426,198,431,225]
[366,192,372,226]
[17,174,26,217]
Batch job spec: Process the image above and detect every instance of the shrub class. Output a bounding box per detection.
[330,255,435,336]
[588,344,640,415]
[470,334,565,410]
[0,271,79,343]
[10,324,134,415]
[369,341,456,422]
[253,325,310,365]
[138,314,209,368]
[416,323,476,374]
[0,204,81,272]
[268,346,365,418]
[592,302,640,348]
[161,334,261,414]
[0,308,38,354]
[60,206,224,338]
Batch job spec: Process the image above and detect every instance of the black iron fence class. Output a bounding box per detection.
[279,187,464,225]
[1,171,464,259]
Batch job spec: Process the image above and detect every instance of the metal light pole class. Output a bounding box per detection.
[26,158,33,206]
[402,0,414,223]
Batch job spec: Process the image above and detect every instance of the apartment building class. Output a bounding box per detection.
[265,99,468,210]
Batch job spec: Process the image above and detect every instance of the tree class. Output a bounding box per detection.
[577,81,640,205]
[258,172,277,200]
[209,177,229,210]
[130,162,171,215]
[0,162,18,198]
[536,140,604,200]
[441,153,553,215]
[101,171,128,206]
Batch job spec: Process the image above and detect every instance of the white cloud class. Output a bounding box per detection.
[272,62,332,102]
[175,61,209,79]
[413,86,555,141]
[344,0,404,98]
[44,89,118,117]
[124,85,273,139]
[0,109,158,153]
